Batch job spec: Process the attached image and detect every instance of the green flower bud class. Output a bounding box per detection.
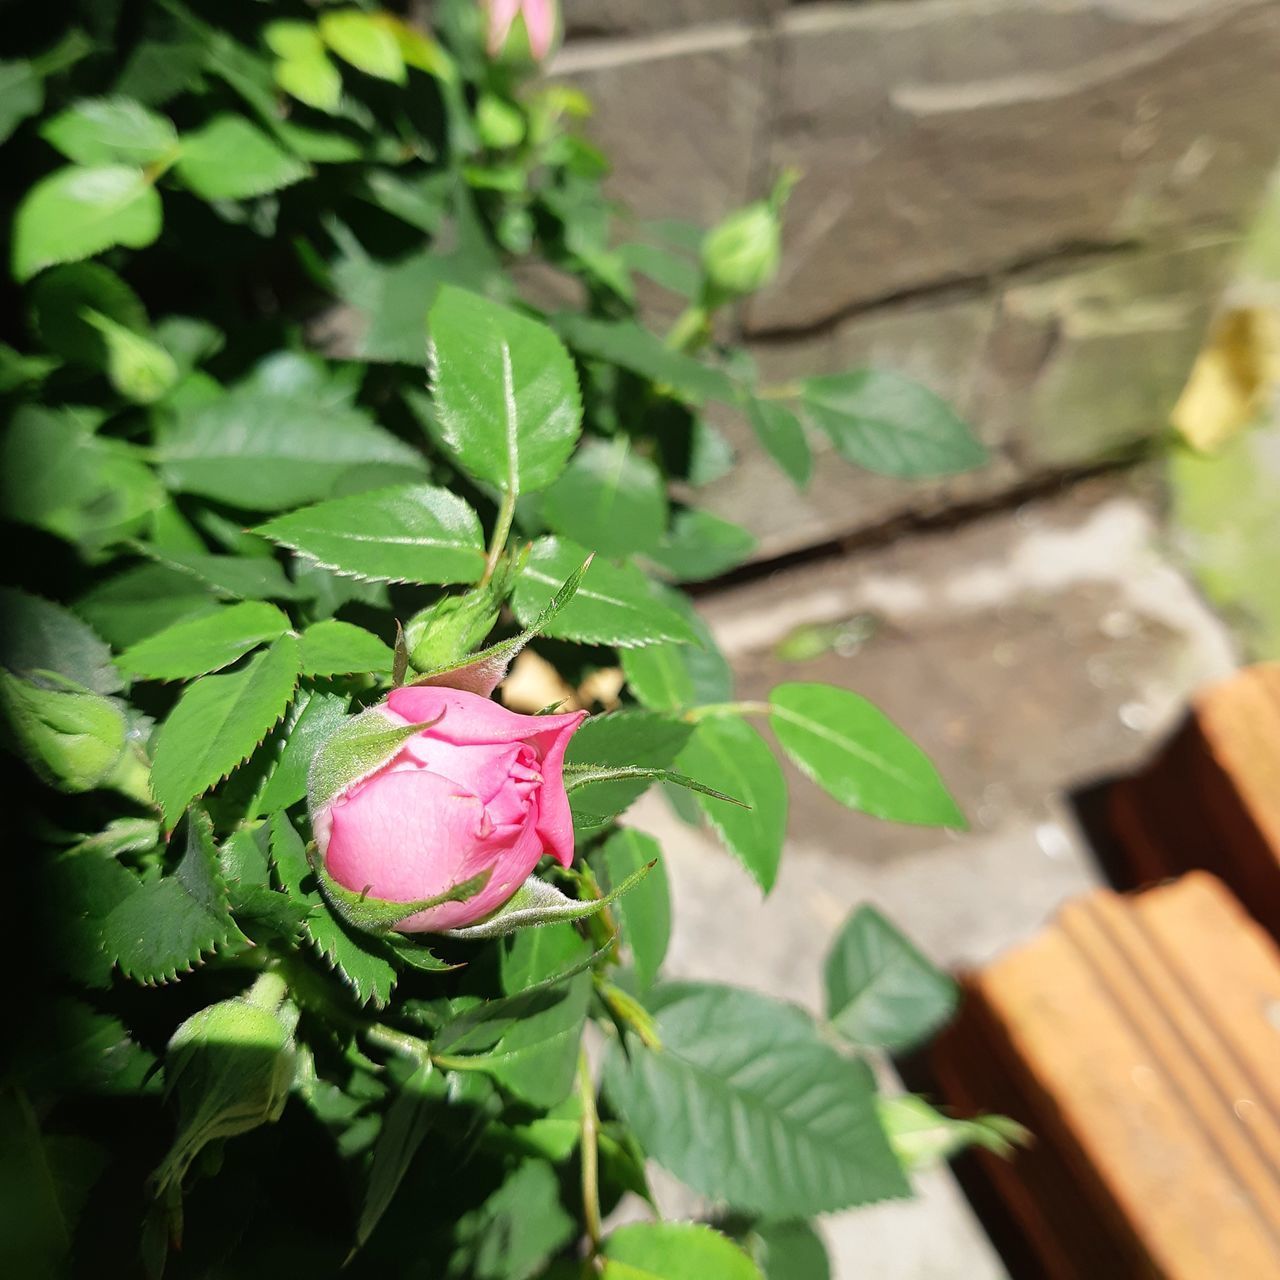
[0,670,127,793]
[404,582,503,673]
[700,169,798,305]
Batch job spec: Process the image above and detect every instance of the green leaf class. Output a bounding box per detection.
[620,586,732,713]
[802,370,987,478]
[0,587,122,694]
[646,508,755,582]
[745,397,812,488]
[75,564,219,649]
[319,9,406,84]
[41,96,177,166]
[428,286,582,495]
[102,810,243,983]
[299,620,393,676]
[554,314,736,406]
[443,862,654,941]
[150,635,301,826]
[253,690,349,816]
[600,829,670,989]
[824,905,957,1052]
[0,405,163,551]
[173,114,309,200]
[451,1160,576,1280]
[157,387,425,512]
[355,1061,437,1251]
[83,309,179,403]
[133,544,303,602]
[0,59,43,144]
[602,1222,763,1280]
[750,1222,830,1280]
[512,538,699,648]
[542,437,668,557]
[256,484,484,585]
[603,983,909,1217]
[11,164,162,281]
[565,710,692,826]
[769,682,964,827]
[270,810,399,1008]
[877,1094,1028,1171]
[118,601,289,681]
[675,717,786,892]
[30,262,147,367]
[265,21,343,114]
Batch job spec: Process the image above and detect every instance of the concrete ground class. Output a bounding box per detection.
[625,469,1241,1278]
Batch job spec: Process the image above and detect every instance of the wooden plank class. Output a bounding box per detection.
[933,873,1280,1279]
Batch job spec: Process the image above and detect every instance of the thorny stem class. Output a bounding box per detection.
[577,1051,603,1259]
[481,488,518,586]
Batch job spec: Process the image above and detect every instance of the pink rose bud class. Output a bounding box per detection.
[310,687,586,932]
[485,0,558,62]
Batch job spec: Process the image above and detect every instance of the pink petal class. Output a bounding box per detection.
[521,0,556,60]
[529,713,586,866]
[388,686,584,749]
[486,0,522,54]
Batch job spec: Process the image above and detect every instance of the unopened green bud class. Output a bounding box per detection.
[405,583,502,673]
[700,169,797,305]
[0,670,127,793]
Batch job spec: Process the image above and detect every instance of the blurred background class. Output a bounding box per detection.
[547,2,1280,1274]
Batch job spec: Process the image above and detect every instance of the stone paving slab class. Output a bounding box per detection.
[623,473,1240,1277]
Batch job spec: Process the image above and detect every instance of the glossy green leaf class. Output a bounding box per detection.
[0,588,122,694]
[603,983,909,1217]
[133,545,303,603]
[600,829,670,989]
[565,710,692,827]
[173,114,308,200]
[745,397,811,489]
[824,905,957,1051]
[150,635,301,826]
[253,690,349,817]
[270,810,399,1008]
[41,96,177,166]
[620,585,731,712]
[319,9,406,83]
[512,538,699,648]
[751,1222,830,1280]
[75,564,220,649]
[646,508,755,582]
[264,22,343,113]
[298,620,393,677]
[802,370,987,478]
[30,262,147,367]
[675,717,786,892]
[0,59,43,143]
[769,683,964,826]
[602,1222,763,1280]
[158,388,425,512]
[11,164,163,281]
[554,314,736,405]
[256,485,484,585]
[101,810,243,983]
[428,286,582,495]
[118,601,289,681]
[452,1160,576,1279]
[542,437,668,557]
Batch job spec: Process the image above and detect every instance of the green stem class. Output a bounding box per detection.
[243,969,289,1012]
[481,488,518,586]
[429,1052,495,1073]
[683,699,771,723]
[577,1051,603,1256]
[364,1022,433,1063]
[664,303,710,354]
[755,380,803,401]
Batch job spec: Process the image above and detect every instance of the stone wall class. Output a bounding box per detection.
[551,0,1280,558]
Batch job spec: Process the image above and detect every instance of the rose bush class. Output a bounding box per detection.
[312,687,586,931]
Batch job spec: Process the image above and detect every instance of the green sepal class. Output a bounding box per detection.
[443,862,654,940]
[306,705,442,817]
[563,763,749,809]
[411,554,590,696]
[305,839,492,934]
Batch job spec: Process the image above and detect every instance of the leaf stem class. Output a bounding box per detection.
[481,488,518,586]
[755,381,803,401]
[577,1051,603,1257]
[683,700,771,723]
